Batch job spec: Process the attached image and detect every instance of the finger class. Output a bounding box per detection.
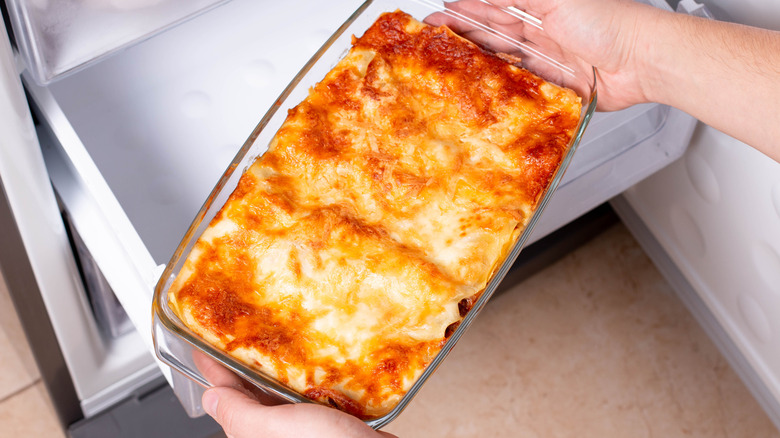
[426,1,541,54]
[426,0,523,31]
[205,387,302,437]
[451,0,548,27]
[448,0,525,26]
[486,0,552,16]
[193,350,243,388]
[426,15,530,55]
[204,387,268,438]
[424,10,487,33]
[204,387,397,438]
[193,350,285,405]
[456,27,527,54]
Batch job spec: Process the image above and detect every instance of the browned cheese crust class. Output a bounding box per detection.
[168,10,581,419]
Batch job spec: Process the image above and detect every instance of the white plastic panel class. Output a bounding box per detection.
[33,121,163,418]
[623,123,780,423]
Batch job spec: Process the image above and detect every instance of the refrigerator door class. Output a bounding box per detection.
[616,0,780,429]
[617,126,780,430]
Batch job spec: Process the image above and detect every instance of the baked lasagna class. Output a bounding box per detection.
[168,10,581,419]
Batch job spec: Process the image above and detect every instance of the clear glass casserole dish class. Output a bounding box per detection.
[153,0,597,429]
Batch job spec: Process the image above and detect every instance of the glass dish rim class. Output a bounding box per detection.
[152,0,598,429]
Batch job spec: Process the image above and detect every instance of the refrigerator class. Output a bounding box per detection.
[0,0,778,435]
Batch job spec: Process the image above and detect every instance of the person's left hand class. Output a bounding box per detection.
[194,353,398,438]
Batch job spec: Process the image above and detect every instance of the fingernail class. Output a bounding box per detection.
[203,389,219,417]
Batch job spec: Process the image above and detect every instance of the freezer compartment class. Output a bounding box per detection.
[19,0,370,417]
[4,0,232,84]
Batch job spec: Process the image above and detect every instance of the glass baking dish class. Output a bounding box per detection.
[152,0,597,429]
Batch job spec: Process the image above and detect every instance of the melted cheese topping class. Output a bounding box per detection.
[168,10,581,419]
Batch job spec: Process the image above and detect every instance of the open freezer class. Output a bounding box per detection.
[1,0,778,434]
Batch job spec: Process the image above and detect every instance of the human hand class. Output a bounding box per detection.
[193,352,397,438]
[426,0,665,111]
[429,0,780,161]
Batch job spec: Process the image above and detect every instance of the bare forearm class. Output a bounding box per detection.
[638,9,780,161]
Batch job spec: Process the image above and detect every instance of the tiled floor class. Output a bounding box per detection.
[1,223,778,437]
[0,267,65,437]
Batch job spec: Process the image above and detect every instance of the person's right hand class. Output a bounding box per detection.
[202,387,396,438]
[194,352,397,438]
[426,0,664,111]
[429,0,780,161]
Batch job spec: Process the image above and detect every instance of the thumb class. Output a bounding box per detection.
[203,386,268,438]
[203,387,398,438]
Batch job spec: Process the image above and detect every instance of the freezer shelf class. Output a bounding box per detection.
[5,0,232,84]
[42,0,367,266]
[20,0,695,418]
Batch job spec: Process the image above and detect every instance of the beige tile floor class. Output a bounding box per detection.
[0,266,66,437]
[1,223,778,437]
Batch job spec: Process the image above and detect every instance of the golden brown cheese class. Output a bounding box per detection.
[168,10,581,419]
